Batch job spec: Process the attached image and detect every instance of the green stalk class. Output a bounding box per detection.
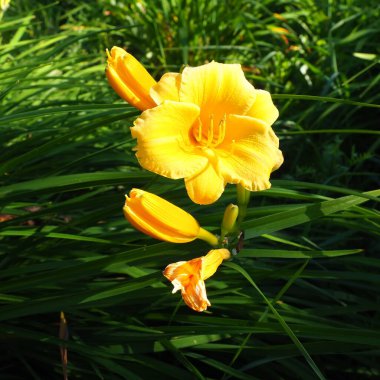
[236,184,251,228]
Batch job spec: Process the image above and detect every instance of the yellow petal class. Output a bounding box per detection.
[179,61,256,125]
[132,100,208,179]
[123,189,200,243]
[150,72,181,104]
[106,46,157,110]
[218,114,283,191]
[246,89,279,126]
[185,163,225,205]
[201,249,231,280]
[163,258,210,312]
[269,128,284,171]
[222,113,268,144]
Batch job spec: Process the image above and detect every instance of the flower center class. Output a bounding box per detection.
[191,114,226,148]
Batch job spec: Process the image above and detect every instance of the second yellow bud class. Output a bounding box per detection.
[123,188,218,246]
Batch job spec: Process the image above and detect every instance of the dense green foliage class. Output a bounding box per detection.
[1,0,379,379]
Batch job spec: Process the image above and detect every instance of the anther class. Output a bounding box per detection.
[193,120,203,142]
[216,114,226,145]
[207,114,214,146]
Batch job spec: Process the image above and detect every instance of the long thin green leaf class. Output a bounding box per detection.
[222,261,326,380]
[0,172,151,200]
[244,189,380,239]
[272,94,380,108]
[238,249,362,259]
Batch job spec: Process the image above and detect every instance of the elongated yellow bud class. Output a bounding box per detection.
[221,204,239,238]
[106,46,157,111]
[123,189,217,245]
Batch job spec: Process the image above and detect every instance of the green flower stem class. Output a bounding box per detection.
[197,227,219,247]
[236,184,251,227]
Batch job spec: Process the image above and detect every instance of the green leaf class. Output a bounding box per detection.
[238,249,363,259]
[243,190,380,239]
[272,94,380,108]
[0,172,152,200]
[224,261,327,380]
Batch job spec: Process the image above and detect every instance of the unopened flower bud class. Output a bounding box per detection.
[106,46,157,110]
[221,204,239,238]
[123,188,218,245]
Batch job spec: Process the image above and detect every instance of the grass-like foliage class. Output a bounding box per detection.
[1,1,379,379]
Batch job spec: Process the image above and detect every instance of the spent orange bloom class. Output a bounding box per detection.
[106,47,283,205]
[163,249,231,312]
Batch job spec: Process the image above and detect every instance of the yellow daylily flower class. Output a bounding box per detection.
[163,248,231,312]
[106,47,283,204]
[123,188,218,245]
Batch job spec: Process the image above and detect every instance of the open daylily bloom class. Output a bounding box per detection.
[106,47,283,204]
[123,188,218,245]
[163,248,231,312]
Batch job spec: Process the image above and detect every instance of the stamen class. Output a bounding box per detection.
[193,119,203,143]
[217,114,226,145]
[207,114,214,146]
[191,114,227,148]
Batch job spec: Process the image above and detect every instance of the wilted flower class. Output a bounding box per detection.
[163,248,231,312]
